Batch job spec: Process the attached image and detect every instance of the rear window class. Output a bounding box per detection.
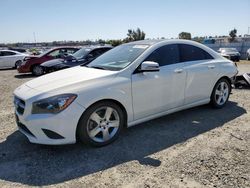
[179,44,213,62]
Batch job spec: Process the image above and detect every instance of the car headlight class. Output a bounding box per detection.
[32,94,77,114]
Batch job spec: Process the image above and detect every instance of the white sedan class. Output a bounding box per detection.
[0,50,27,68]
[14,39,238,146]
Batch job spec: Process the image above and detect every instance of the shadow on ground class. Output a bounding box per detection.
[14,74,36,79]
[0,68,15,71]
[0,101,246,186]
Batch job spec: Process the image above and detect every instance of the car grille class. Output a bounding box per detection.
[14,96,25,115]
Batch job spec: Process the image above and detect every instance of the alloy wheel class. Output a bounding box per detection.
[33,66,43,76]
[215,81,229,106]
[87,106,120,143]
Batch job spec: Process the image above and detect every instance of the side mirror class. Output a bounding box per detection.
[139,61,160,72]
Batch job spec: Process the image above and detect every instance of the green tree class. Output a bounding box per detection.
[125,28,146,42]
[229,28,237,42]
[178,32,192,40]
[106,39,123,47]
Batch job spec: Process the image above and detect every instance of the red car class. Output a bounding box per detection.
[17,47,80,76]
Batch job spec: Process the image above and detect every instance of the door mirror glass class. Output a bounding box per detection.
[139,61,160,72]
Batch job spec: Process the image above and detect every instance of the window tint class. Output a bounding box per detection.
[179,44,213,62]
[48,50,60,57]
[145,44,180,67]
[89,49,100,57]
[89,48,109,57]
[2,51,16,56]
[66,48,78,54]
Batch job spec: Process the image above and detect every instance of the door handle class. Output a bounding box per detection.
[174,69,183,73]
[208,65,215,69]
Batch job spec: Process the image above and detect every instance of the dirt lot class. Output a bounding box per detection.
[0,63,249,188]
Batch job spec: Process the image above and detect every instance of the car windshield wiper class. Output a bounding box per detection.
[88,65,107,70]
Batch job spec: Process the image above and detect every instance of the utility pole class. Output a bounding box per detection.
[33,32,37,43]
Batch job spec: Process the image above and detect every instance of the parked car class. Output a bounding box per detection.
[0,50,27,69]
[17,47,80,76]
[8,47,27,53]
[218,48,240,62]
[246,48,250,60]
[14,39,238,146]
[41,46,112,74]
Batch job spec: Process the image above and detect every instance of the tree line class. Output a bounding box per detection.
[1,27,241,48]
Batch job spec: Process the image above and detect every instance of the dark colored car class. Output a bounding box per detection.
[41,46,112,74]
[218,48,241,62]
[17,47,80,76]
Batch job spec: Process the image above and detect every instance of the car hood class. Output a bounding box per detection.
[41,59,64,67]
[24,66,117,93]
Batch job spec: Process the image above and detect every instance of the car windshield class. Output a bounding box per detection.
[86,44,149,71]
[72,48,91,59]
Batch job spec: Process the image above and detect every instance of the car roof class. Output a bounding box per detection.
[0,49,21,53]
[80,45,113,50]
[123,39,211,47]
[50,46,80,50]
[124,39,165,46]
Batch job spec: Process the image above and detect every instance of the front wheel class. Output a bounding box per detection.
[210,78,231,108]
[14,60,22,68]
[32,65,44,76]
[77,101,124,147]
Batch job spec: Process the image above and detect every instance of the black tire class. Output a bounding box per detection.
[32,65,44,76]
[210,78,231,109]
[77,101,124,147]
[14,60,22,69]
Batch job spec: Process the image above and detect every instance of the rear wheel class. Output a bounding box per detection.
[210,78,231,108]
[77,101,124,147]
[32,65,44,76]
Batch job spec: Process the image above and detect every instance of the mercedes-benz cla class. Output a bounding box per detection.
[14,40,238,146]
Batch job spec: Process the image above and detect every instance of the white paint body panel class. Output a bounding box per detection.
[0,50,27,68]
[13,39,238,145]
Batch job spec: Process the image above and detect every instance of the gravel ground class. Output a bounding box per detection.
[0,63,249,188]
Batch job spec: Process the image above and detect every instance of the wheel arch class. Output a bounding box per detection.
[75,98,128,141]
[15,60,22,68]
[210,76,232,99]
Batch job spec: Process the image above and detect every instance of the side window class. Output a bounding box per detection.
[66,48,78,55]
[179,44,213,62]
[89,49,102,57]
[100,48,111,54]
[144,44,180,67]
[48,50,60,57]
[2,51,16,56]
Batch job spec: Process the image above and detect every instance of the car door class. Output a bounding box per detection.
[179,44,218,104]
[1,51,16,67]
[131,44,186,120]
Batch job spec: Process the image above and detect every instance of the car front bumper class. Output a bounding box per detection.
[17,65,30,73]
[14,97,86,145]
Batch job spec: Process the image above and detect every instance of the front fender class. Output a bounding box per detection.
[75,76,133,123]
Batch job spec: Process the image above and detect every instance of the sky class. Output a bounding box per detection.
[0,0,249,43]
